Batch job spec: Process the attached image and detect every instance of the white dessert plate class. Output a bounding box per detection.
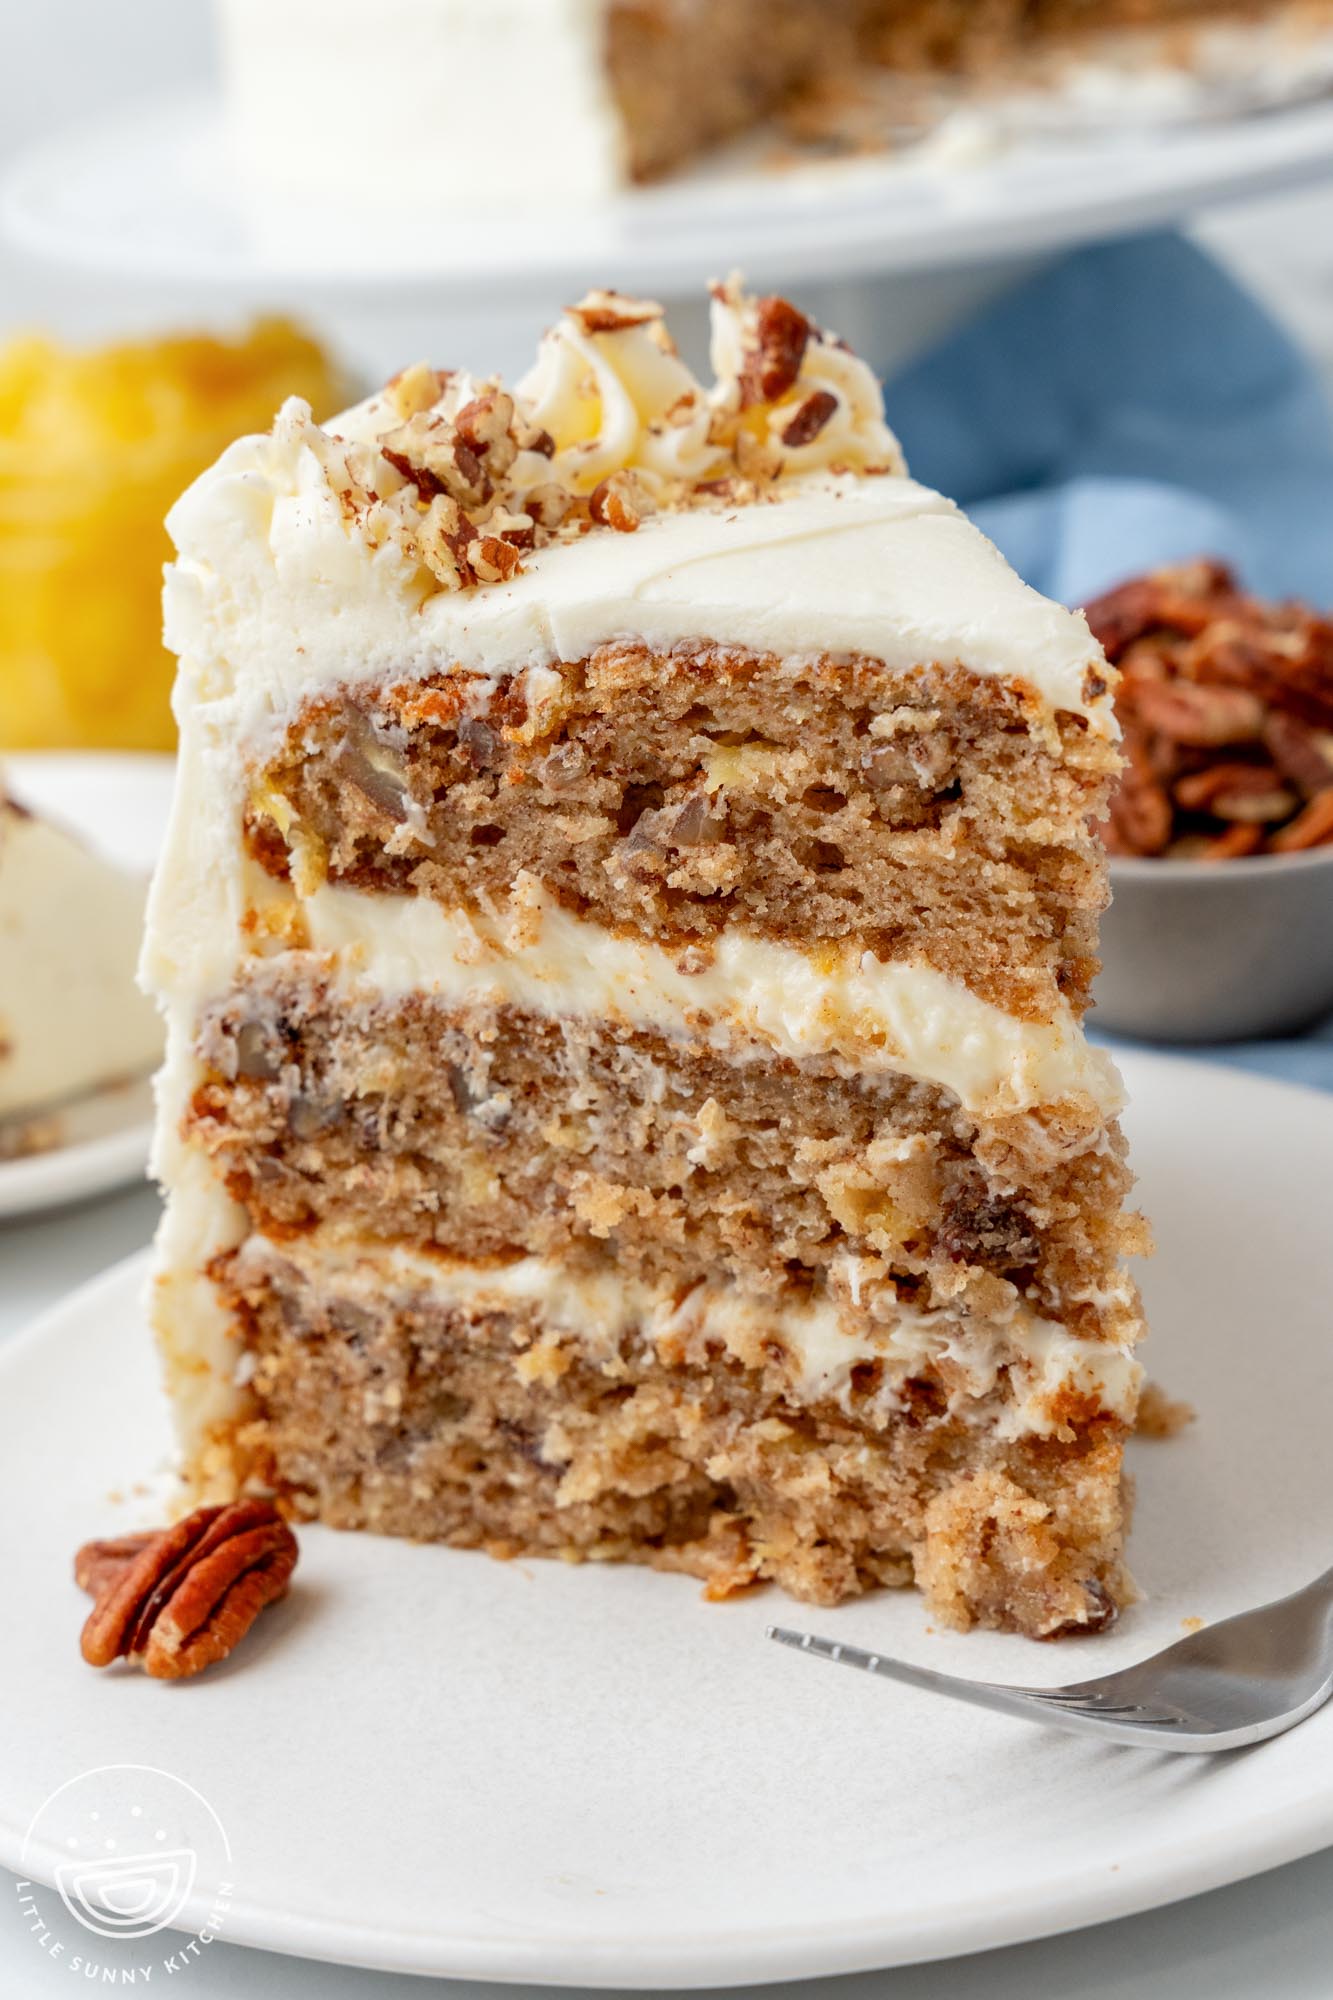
[2,1050,1333,1984]
[0,753,174,1219]
[0,1075,156,1221]
[8,88,1333,294]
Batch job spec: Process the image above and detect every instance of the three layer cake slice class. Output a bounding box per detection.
[144,281,1147,1636]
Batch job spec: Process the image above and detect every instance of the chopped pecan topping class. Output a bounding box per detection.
[740,296,812,407]
[309,280,900,606]
[454,390,518,476]
[467,534,524,584]
[489,506,536,552]
[780,389,840,448]
[76,1500,298,1681]
[382,419,491,510]
[566,289,665,336]
[1089,560,1333,858]
[524,482,575,531]
[384,361,451,421]
[590,470,649,533]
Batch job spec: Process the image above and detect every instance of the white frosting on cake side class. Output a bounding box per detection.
[218,0,628,211]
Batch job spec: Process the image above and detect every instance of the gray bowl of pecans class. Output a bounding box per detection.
[1089,561,1333,1043]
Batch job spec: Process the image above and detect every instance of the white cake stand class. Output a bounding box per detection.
[7,89,1333,381]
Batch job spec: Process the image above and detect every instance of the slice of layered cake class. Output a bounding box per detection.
[145,281,1147,1636]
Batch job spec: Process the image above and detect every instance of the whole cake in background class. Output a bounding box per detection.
[144,280,1148,1638]
[219,0,1333,208]
[0,782,161,1155]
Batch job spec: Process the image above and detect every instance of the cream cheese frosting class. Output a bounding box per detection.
[161,282,1112,755]
[245,1233,1141,1436]
[165,462,1109,747]
[219,0,630,214]
[164,1216,1140,1463]
[290,876,1124,1120]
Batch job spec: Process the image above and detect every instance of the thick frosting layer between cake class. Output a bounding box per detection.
[240,1232,1142,1438]
[158,1180,1140,1465]
[292,877,1124,1119]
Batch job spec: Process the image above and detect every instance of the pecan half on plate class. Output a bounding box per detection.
[75,1500,298,1681]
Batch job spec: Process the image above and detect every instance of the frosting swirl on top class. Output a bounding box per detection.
[296,278,905,596]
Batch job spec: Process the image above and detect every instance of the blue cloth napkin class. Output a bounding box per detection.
[885,230,1333,1091]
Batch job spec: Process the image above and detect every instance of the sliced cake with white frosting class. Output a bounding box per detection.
[144,281,1147,1636]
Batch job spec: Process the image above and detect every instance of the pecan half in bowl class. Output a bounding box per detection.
[1087,561,1333,1042]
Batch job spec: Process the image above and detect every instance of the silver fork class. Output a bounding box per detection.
[768,1566,1333,1752]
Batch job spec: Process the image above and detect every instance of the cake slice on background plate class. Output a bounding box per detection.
[0,780,162,1156]
[144,279,1148,1637]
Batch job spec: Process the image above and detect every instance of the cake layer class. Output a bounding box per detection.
[246,649,1114,1019]
[606,0,861,181]
[216,1231,1133,1633]
[188,970,1140,1345]
[871,0,1311,67]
